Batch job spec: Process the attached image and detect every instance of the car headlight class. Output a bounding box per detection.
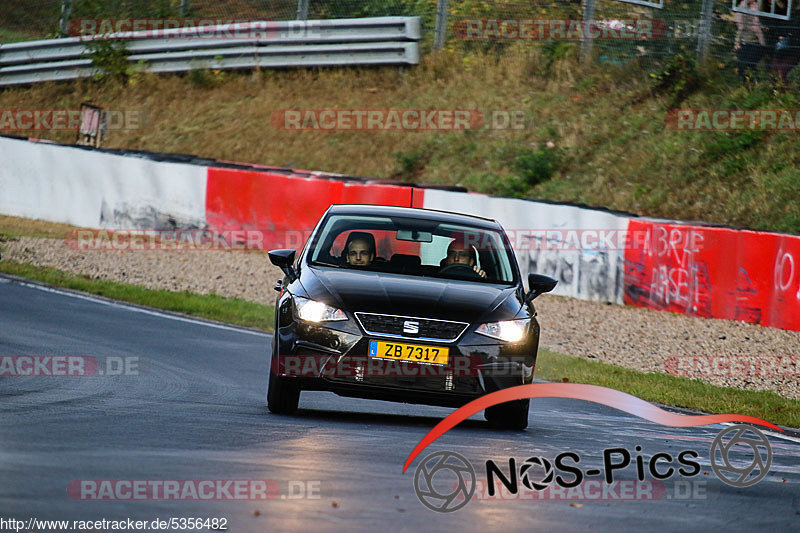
[475,319,529,342]
[294,296,347,322]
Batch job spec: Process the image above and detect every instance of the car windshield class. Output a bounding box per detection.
[308,213,517,284]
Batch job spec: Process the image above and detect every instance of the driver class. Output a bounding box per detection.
[442,235,486,278]
[343,231,376,267]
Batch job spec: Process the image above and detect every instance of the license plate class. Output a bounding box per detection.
[368,340,449,365]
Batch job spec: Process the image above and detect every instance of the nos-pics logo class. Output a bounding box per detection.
[413,424,772,513]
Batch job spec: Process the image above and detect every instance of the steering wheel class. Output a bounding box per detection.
[439,263,481,278]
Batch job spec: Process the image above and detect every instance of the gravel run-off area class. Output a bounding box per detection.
[4,236,800,400]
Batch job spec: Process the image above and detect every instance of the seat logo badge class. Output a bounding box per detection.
[403,320,419,334]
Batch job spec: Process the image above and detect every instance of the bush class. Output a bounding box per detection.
[787,64,800,88]
[83,38,131,82]
[702,130,765,162]
[310,0,419,18]
[649,53,702,106]
[513,147,561,186]
[393,148,429,178]
[72,0,179,19]
[541,40,576,74]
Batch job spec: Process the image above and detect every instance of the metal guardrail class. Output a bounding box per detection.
[0,17,421,86]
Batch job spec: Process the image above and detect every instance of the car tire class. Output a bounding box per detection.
[267,335,300,414]
[484,399,529,430]
[267,369,300,414]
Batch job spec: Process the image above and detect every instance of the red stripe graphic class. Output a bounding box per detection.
[402,383,782,473]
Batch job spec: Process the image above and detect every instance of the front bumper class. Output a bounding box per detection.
[272,318,540,407]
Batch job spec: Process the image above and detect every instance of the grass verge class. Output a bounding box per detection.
[0,259,796,428]
[1,51,799,234]
[0,27,45,44]
[0,214,80,239]
[0,260,274,330]
[536,348,800,429]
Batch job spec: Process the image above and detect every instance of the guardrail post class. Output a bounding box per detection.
[297,0,310,21]
[581,0,596,62]
[180,0,191,17]
[434,0,449,50]
[58,0,73,37]
[696,0,715,63]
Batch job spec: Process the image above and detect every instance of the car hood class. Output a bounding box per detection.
[304,267,519,323]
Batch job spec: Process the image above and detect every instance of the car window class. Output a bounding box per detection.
[309,214,517,284]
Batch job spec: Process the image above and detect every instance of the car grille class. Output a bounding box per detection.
[354,313,469,342]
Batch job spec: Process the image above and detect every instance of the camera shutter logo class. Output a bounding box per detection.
[403,320,419,335]
[710,424,772,487]
[413,451,475,513]
[519,456,554,491]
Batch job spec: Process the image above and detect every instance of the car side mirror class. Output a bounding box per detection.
[526,273,557,303]
[268,249,297,283]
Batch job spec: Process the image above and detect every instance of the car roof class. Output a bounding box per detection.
[326,204,501,230]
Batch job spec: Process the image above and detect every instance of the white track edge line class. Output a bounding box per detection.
[7,278,272,338]
[7,277,800,437]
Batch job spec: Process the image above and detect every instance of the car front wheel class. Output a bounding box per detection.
[267,337,300,414]
[484,399,529,430]
[267,368,300,414]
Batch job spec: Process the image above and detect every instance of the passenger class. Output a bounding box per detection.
[765,0,799,81]
[343,231,376,267]
[442,236,486,278]
[734,0,767,80]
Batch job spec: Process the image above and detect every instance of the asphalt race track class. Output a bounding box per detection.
[1,276,799,532]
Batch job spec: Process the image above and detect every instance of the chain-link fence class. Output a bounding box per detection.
[434,1,799,78]
[0,1,437,42]
[1,1,798,81]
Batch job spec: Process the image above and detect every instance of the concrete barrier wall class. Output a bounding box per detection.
[623,219,800,331]
[2,134,799,331]
[421,189,629,304]
[0,136,207,229]
[205,167,425,252]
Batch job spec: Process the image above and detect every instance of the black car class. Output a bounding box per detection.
[267,204,556,429]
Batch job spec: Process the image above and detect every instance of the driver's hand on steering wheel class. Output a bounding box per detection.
[474,265,487,278]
